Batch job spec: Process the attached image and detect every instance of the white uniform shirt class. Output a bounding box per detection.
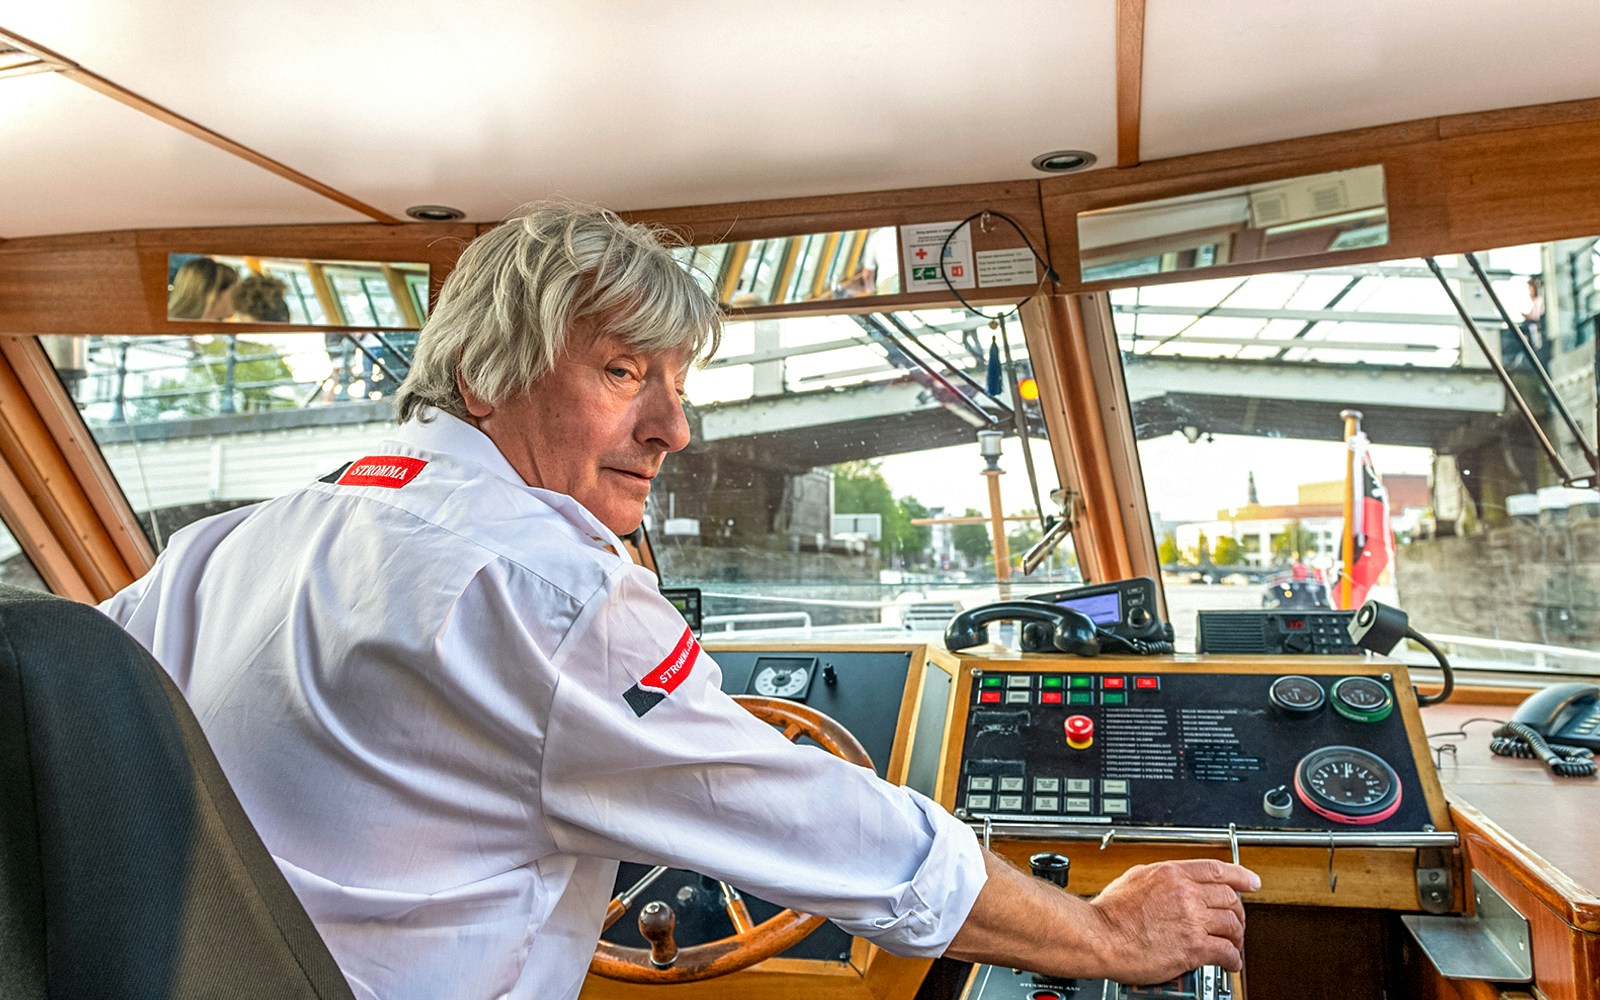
[101,412,985,1000]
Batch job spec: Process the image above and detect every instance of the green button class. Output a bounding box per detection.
[1041,676,1063,688]
[1069,691,1093,705]
[1070,676,1093,689]
[981,676,1004,688]
[1102,692,1126,706]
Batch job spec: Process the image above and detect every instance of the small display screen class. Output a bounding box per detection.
[659,587,702,635]
[1058,591,1121,625]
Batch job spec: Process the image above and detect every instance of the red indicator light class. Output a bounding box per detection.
[1135,676,1159,690]
[1285,619,1305,630]
[1040,691,1063,704]
[980,691,1001,703]
[1102,676,1125,689]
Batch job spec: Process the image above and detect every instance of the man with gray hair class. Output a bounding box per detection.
[103,203,1255,1000]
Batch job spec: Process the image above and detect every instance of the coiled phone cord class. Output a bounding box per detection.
[1489,721,1597,777]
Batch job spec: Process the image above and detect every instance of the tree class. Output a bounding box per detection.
[1193,530,1212,566]
[832,461,931,565]
[1158,532,1179,565]
[951,508,993,565]
[1271,520,1316,562]
[1212,535,1244,566]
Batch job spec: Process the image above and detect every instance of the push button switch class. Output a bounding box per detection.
[1064,714,1094,750]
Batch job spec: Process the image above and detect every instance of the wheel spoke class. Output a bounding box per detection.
[604,865,668,930]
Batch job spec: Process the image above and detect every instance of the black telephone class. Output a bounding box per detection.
[944,601,1101,656]
[1490,683,1600,777]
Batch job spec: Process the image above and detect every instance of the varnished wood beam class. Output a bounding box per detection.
[1116,0,1146,168]
[0,26,400,224]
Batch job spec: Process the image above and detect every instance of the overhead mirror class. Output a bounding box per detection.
[1078,164,1389,284]
[166,253,429,328]
[675,227,901,307]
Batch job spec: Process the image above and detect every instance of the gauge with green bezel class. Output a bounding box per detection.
[1330,676,1393,723]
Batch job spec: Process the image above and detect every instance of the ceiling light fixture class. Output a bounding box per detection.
[405,205,466,222]
[1031,150,1097,174]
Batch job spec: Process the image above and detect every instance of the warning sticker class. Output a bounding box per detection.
[900,221,975,293]
[976,247,1039,287]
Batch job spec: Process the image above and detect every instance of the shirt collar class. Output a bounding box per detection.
[388,408,630,554]
[388,409,526,487]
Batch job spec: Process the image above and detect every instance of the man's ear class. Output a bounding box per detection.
[456,369,494,418]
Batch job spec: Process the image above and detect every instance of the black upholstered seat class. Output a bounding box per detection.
[0,585,354,999]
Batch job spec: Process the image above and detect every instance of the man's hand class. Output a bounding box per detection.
[1086,859,1258,985]
[945,851,1259,984]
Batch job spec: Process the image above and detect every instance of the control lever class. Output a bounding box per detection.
[1030,851,1071,888]
[638,900,679,969]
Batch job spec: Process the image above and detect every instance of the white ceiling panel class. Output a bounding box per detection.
[1141,0,1600,161]
[0,71,367,237]
[0,1,1117,226]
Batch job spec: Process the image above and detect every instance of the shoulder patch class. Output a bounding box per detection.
[335,455,428,489]
[623,626,700,717]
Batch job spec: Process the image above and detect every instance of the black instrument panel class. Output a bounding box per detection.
[955,664,1435,832]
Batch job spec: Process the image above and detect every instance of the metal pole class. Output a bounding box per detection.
[1426,258,1574,482]
[1464,253,1599,481]
[220,336,238,414]
[985,468,1012,596]
[1340,409,1361,610]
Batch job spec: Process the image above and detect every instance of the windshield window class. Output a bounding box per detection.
[654,307,1075,638]
[42,331,408,550]
[1113,240,1600,675]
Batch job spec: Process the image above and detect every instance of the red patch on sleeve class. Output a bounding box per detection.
[336,456,428,489]
[639,626,700,695]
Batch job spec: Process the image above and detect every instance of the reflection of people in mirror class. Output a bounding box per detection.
[167,256,239,321]
[227,274,291,323]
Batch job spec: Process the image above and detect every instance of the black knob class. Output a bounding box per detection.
[823,664,838,686]
[1029,852,1071,888]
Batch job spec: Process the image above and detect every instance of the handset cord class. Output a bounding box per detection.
[1489,721,1596,777]
[1094,630,1174,656]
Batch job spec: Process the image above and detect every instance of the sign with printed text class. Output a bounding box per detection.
[976,247,1039,287]
[900,221,975,293]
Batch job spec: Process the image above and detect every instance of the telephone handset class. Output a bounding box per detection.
[944,601,1101,656]
[1490,682,1600,777]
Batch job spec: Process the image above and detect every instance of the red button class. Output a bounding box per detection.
[1040,691,1063,704]
[1135,676,1159,690]
[1103,676,1125,689]
[980,691,1001,703]
[1064,714,1094,750]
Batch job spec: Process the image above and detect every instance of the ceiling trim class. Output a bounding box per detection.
[0,26,401,225]
[1115,0,1145,168]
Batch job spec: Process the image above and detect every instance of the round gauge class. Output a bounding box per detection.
[1269,675,1326,714]
[1331,676,1393,722]
[1293,745,1402,824]
[751,663,811,699]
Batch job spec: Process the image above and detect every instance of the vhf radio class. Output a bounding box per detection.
[1020,578,1173,655]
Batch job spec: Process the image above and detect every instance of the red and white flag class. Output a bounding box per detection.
[1341,432,1394,609]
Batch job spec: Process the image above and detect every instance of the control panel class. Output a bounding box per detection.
[953,662,1440,832]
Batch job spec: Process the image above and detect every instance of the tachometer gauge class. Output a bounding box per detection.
[1293,745,1402,824]
[747,656,817,701]
[1330,676,1393,723]
[1269,675,1326,714]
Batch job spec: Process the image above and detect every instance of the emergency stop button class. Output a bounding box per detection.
[1064,714,1094,750]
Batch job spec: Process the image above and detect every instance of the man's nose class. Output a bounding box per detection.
[640,381,691,453]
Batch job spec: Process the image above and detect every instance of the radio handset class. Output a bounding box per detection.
[944,602,1100,656]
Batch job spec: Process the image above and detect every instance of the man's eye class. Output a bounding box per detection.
[607,367,635,380]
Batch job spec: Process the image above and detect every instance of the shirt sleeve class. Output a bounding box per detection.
[537,564,987,957]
